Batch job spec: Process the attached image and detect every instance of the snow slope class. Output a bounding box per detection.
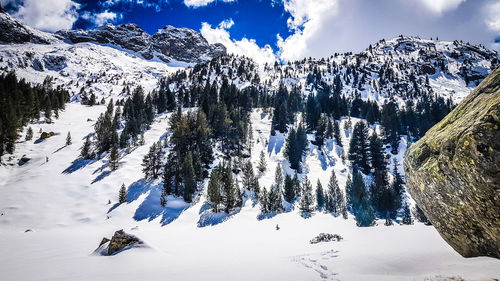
[1,105,499,281]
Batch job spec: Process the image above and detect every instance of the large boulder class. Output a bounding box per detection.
[404,67,500,259]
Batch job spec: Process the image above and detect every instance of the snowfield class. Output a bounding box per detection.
[1,103,499,281]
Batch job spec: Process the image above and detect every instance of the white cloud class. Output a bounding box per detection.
[9,0,80,32]
[81,10,121,27]
[418,0,466,15]
[277,0,338,62]
[276,0,495,62]
[485,1,500,31]
[200,19,276,66]
[184,0,235,8]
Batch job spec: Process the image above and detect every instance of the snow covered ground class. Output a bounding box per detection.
[1,104,499,281]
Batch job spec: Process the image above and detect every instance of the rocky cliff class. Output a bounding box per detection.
[404,67,500,259]
[56,24,226,64]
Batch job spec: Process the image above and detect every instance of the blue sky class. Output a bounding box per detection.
[2,0,500,63]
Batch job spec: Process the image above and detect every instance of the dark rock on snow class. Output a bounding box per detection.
[107,229,143,255]
[404,67,500,259]
[310,233,343,244]
[39,132,55,139]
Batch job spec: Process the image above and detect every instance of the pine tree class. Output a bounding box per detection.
[355,195,375,227]
[241,161,259,197]
[333,120,342,147]
[268,184,283,212]
[80,136,92,159]
[326,169,345,215]
[109,145,119,171]
[207,166,223,212]
[257,150,267,173]
[299,176,314,213]
[348,121,370,174]
[260,187,269,214]
[402,202,413,225]
[316,179,325,211]
[182,153,197,202]
[25,127,33,141]
[142,141,164,179]
[283,174,296,203]
[221,164,238,212]
[118,183,127,204]
[274,162,284,189]
[65,132,72,146]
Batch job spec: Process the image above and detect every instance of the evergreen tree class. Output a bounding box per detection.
[274,162,284,189]
[333,120,342,147]
[316,179,325,211]
[182,153,197,202]
[118,183,127,204]
[268,184,284,213]
[25,127,33,141]
[326,169,345,215]
[348,121,370,174]
[241,160,259,196]
[80,136,92,159]
[260,187,269,214]
[355,194,376,227]
[109,145,119,171]
[65,132,72,146]
[299,176,314,213]
[283,174,296,203]
[142,141,164,179]
[257,150,267,173]
[207,166,223,212]
[402,202,413,225]
[285,124,308,171]
[221,163,238,212]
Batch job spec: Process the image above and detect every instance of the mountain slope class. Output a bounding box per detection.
[1,11,500,281]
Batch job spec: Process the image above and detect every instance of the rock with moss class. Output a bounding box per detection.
[404,67,500,259]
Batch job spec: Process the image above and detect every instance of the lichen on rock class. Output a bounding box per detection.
[404,67,500,259]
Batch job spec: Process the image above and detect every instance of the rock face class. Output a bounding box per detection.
[404,67,500,259]
[0,5,58,44]
[56,24,226,64]
[107,229,142,255]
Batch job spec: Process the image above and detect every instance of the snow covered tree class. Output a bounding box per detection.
[118,183,127,204]
[326,169,345,215]
[25,127,33,141]
[257,150,267,174]
[65,131,72,146]
[109,145,119,171]
[316,179,325,211]
[299,176,314,213]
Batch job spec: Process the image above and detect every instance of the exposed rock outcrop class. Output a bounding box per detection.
[0,5,58,44]
[310,233,343,244]
[56,24,226,64]
[107,229,142,255]
[404,67,500,259]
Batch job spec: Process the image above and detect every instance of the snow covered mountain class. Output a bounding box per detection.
[166,36,498,105]
[1,6,500,281]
